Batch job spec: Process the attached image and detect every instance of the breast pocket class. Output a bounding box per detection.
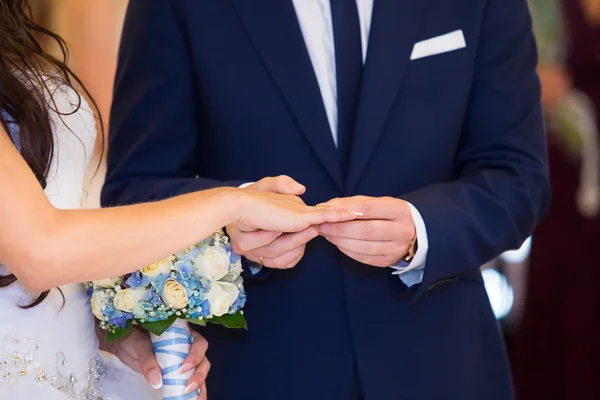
[404,40,473,83]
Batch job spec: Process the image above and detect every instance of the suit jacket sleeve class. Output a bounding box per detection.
[402,0,550,289]
[101,0,243,207]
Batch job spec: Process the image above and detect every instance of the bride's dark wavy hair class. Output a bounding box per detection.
[0,0,104,307]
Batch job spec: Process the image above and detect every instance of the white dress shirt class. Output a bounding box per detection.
[247,0,429,285]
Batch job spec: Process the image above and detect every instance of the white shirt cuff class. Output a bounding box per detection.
[499,236,531,263]
[391,202,429,275]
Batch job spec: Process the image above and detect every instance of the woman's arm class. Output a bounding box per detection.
[0,126,234,291]
[0,126,354,292]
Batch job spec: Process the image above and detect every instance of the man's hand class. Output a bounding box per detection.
[227,175,318,269]
[108,326,210,399]
[317,196,416,267]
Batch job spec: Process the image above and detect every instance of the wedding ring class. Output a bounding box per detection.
[259,256,265,267]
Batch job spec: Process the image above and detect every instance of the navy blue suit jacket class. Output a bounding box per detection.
[102,0,549,398]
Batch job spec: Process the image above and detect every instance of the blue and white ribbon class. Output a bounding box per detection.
[151,320,198,400]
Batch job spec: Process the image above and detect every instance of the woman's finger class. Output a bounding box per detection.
[185,358,211,395]
[302,209,360,227]
[317,195,368,207]
[181,332,208,375]
[133,332,163,389]
[199,383,208,400]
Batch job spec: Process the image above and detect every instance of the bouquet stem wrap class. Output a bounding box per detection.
[150,320,198,400]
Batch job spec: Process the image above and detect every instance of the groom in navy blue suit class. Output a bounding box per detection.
[102,0,549,398]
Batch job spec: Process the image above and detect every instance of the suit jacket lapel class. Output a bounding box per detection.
[231,0,344,190]
[346,0,431,193]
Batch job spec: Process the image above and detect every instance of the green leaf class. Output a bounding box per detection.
[139,315,177,336]
[207,312,248,330]
[187,318,207,327]
[107,321,133,345]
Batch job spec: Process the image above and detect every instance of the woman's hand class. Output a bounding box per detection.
[234,188,360,234]
[108,327,209,399]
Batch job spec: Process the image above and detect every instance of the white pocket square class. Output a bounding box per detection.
[410,30,466,61]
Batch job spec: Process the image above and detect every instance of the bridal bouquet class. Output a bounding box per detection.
[87,230,246,399]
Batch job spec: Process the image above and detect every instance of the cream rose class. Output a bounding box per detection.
[90,292,107,321]
[141,258,173,278]
[161,278,189,309]
[194,247,230,281]
[92,276,125,288]
[205,282,239,317]
[113,288,148,313]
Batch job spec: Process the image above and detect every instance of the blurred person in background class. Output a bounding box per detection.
[510,0,600,398]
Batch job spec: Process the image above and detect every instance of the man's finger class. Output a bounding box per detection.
[282,250,305,270]
[251,175,306,195]
[229,227,282,254]
[262,244,306,269]
[135,335,163,389]
[324,236,396,256]
[318,220,399,240]
[338,247,395,268]
[318,195,368,207]
[254,228,317,259]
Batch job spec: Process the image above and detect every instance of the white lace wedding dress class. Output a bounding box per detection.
[0,79,158,399]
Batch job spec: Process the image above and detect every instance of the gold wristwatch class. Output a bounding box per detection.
[403,234,418,262]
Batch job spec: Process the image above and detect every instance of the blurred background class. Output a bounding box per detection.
[29,0,600,399]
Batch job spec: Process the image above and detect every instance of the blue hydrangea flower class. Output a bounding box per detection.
[188,299,212,320]
[143,289,164,307]
[230,252,241,263]
[125,272,150,289]
[230,291,247,313]
[187,292,205,309]
[178,247,199,266]
[109,310,133,329]
[178,262,195,280]
[103,302,117,319]
[149,273,170,296]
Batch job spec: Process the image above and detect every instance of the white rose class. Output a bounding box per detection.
[141,258,173,278]
[90,292,107,321]
[161,279,188,310]
[92,276,125,288]
[194,247,230,281]
[113,288,148,313]
[205,282,239,317]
